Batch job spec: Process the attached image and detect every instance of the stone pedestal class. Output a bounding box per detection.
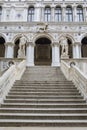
[61,53,69,59]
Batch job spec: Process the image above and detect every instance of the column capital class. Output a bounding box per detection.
[74,42,81,46]
[26,42,35,47]
[51,42,60,47]
[5,42,14,47]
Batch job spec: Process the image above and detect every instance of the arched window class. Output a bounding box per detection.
[77,6,84,22]
[28,7,34,22]
[66,6,73,22]
[55,7,62,22]
[44,7,51,22]
[0,6,2,21]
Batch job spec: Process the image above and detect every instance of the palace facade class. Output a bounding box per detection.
[0,0,87,66]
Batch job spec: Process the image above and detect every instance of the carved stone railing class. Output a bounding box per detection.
[0,60,26,104]
[61,60,87,100]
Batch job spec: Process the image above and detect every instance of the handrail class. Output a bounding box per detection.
[61,60,87,100]
[0,60,26,104]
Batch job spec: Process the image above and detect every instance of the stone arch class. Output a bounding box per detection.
[13,34,28,58]
[59,34,74,58]
[0,36,5,57]
[33,33,53,44]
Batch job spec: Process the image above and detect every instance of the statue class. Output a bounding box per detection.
[18,35,26,58]
[60,37,69,59]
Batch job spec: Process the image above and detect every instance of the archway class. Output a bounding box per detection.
[34,37,52,65]
[0,37,5,57]
[81,37,87,57]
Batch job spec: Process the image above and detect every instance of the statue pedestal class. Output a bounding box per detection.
[61,54,69,59]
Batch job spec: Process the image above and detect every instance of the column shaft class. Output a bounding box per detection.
[52,43,60,67]
[26,43,34,66]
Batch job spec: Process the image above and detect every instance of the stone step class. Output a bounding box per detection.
[0,119,87,127]
[0,108,87,114]
[6,95,83,99]
[1,113,87,120]
[1,103,87,108]
[8,92,81,96]
[4,99,85,103]
[10,89,79,93]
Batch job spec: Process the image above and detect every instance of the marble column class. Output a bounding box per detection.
[51,6,55,22]
[41,6,44,22]
[26,42,34,66]
[5,42,14,58]
[73,5,77,22]
[83,6,86,22]
[51,42,60,67]
[62,6,66,22]
[74,42,81,59]
[35,4,41,22]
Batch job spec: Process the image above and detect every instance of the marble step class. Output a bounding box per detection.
[4,99,85,103]
[1,103,87,108]
[0,108,87,114]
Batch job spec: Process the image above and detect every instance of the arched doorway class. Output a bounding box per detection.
[0,37,5,57]
[81,37,87,57]
[34,37,52,65]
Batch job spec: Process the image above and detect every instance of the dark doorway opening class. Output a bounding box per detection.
[35,37,52,65]
[81,37,87,57]
[0,37,5,57]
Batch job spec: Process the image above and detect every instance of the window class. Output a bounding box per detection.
[55,7,62,22]
[66,7,73,22]
[77,6,84,22]
[0,7,2,21]
[44,7,51,22]
[28,7,34,22]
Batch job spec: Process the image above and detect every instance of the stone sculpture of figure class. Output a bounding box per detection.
[61,37,68,55]
[18,35,26,58]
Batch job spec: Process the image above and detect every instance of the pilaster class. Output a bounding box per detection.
[5,42,14,58]
[51,42,60,67]
[26,42,35,66]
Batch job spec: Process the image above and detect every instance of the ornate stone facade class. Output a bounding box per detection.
[0,0,87,66]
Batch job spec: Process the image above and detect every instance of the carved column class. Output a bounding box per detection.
[5,42,14,58]
[62,6,66,22]
[35,4,41,22]
[83,6,86,22]
[73,5,77,22]
[74,42,81,59]
[41,6,44,22]
[51,42,60,67]
[26,42,34,66]
[51,5,55,22]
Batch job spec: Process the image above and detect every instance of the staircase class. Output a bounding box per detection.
[0,66,87,127]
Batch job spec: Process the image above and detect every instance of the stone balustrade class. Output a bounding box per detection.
[61,60,87,100]
[0,60,26,104]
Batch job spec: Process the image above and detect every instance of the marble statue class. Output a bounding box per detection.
[61,37,68,55]
[60,37,69,59]
[18,35,26,58]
